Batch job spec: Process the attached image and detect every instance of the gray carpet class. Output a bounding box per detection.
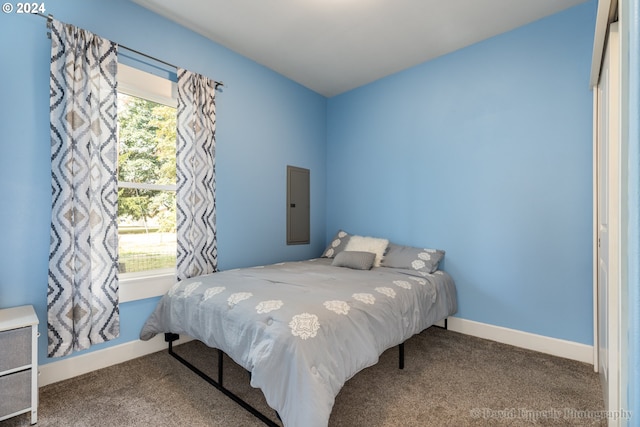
[2,328,604,426]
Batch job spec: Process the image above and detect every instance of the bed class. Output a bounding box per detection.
[140,233,457,427]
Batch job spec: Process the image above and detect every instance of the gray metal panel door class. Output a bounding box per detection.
[287,166,310,245]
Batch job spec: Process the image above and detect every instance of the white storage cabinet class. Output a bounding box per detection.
[0,305,39,424]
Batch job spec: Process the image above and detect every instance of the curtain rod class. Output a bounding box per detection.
[36,12,225,89]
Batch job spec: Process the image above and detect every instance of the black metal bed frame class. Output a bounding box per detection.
[164,318,448,426]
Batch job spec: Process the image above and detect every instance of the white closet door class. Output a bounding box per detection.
[595,21,620,424]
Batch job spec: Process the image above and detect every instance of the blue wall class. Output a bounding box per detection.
[0,0,327,364]
[326,2,597,344]
[0,0,607,368]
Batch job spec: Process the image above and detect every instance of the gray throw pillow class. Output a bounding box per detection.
[381,243,445,274]
[321,230,351,258]
[331,251,376,270]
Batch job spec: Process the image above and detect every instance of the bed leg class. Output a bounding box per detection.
[165,333,179,352]
[218,349,224,386]
[398,343,405,370]
[433,318,448,330]
[165,332,179,342]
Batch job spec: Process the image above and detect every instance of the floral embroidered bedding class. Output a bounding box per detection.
[140,258,457,427]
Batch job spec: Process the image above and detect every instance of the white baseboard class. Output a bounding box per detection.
[446,317,593,365]
[38,334,193,387]
[38,318,592,387]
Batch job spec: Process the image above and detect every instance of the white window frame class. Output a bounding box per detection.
[117,63,178,302]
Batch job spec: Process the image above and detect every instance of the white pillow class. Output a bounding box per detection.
[344,235,389,267]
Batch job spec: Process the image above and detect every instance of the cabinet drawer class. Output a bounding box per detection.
[0,327,31,372]
[0,369,31,417]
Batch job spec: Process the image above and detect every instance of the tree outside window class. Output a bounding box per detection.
[117,93,177,274]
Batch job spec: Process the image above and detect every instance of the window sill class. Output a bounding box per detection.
[119,269,176,303]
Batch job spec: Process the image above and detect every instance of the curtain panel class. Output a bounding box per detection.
[176,69,218,281]
[48,19,120,358]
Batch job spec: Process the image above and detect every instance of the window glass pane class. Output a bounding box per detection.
[117,93,177,274]
[117,93,176,185]
[118,189,176,274]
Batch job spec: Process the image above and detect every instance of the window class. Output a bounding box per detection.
[117,93,177,274]
[117,63,178,301]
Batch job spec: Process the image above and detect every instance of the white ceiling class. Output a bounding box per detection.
[132,0,589,97]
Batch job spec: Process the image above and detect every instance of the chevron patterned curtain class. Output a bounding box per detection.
[47,19,119,358]
[176,69,218,281]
